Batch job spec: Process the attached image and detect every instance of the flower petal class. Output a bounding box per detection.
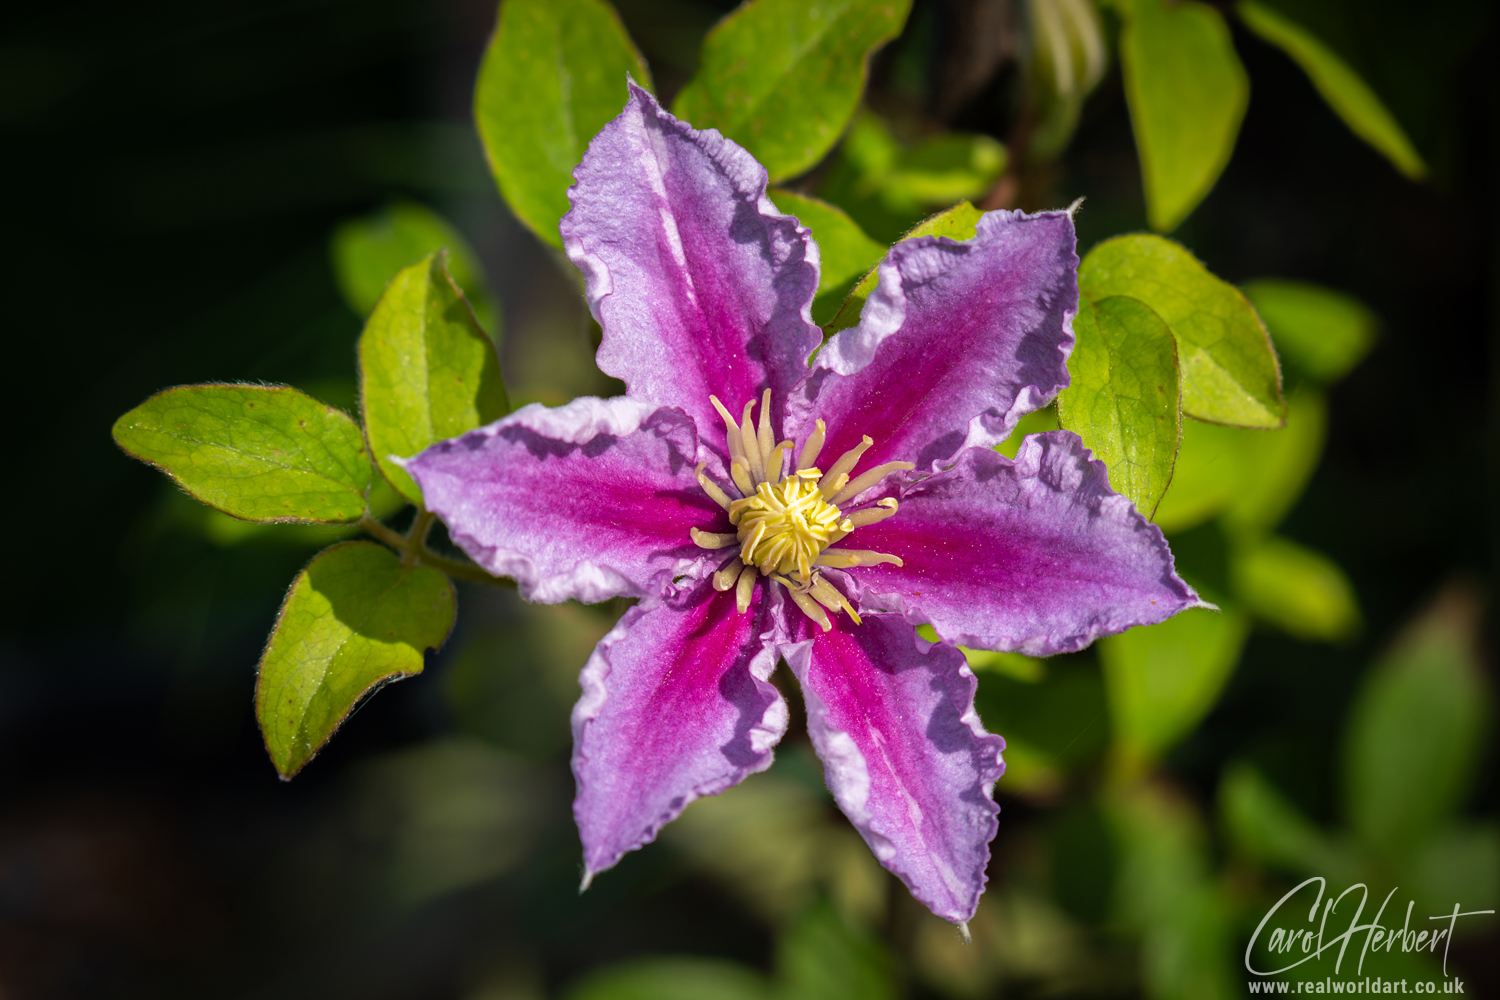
[790,209,1077,471]
[562,82,823,438]
[574,582,788,881]
[847,432,1202,656]
[407,396,723,603]
[782,612,1005,923]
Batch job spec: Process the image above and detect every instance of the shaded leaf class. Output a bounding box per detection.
[1149,418,1248,535]
[1236,1,1425,179]
[1242,278,1377,383]
[1405,824,1500,922]
[1219,761,1357,882]
[826,199,983,333]
[770,189,886,294]
[1231,534,1360,642]
[777,899,896,1000]
[475,0,650,248]
[359,252,510,505]
[961,647,1045,683]
[672,0,912,182]
[994,404,1060,460]
[113,384,372,524]
[1080,234,1285,428]
[565,958,770,1000]
[1120,0,1248,233]
[1343,586,1490,859]
[1057,294,1181,517]
[1100,605,1249,773]
[256,541,456,778]
[1218,385,1325,535]
[330,200,498,334]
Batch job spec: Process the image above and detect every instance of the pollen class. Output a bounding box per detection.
[690,390,913,630]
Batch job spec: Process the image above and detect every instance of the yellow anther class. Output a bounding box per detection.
[713,558,744,591]
[734,565,758,612]
[694,463,733,511]
[691,528,737,549]
[798,419,826,471]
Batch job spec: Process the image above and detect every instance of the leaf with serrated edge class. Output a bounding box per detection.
[475,0,650,248]
[673,0,912,183]
[113,384,372,523]
[1236,1,1425,180]
[1120,0,1248,232]
[1080,234,1284,428]
[825,200,983,333]
[360,251,510,505]
[256,541,456,778]
[1058,295,1181,518]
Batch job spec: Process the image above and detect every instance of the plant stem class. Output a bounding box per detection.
[358,511,512,587]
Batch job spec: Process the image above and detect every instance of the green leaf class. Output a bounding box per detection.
[1343,587,1490,859]
[1119,0,1248,232]
[1242,279,1377,383]
[768,188,886,293]
[565,959,768,1000]
[1219,385,1326,535]
[256,541,456,778]
[1100,605,1249,774]
[475,0,650,248]
[1079,234,1285,428]
[825,200,983,333]
[994,404,1060,460]
[1219,762,1357,881]
[672,0,912,183]
[359,252,510,505]
[777,899,895,1000]
[1149,419,1247,534]
[961,647,1045,683]
[1057,295,1181,517]
[113,384,373,524]
[1231,534,1359,642]
[330,200,499,334]
[1236,1,1426,180]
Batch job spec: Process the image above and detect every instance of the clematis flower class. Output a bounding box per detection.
[406,84,1199,927]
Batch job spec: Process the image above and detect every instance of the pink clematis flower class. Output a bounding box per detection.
[407,84,1199,927]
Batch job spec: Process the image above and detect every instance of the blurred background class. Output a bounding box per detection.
[1,0,1495,997]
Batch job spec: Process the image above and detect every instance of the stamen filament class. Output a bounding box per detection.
[730,460,754,497]
[763,440,792,483]
[830,461,915,505]
[797,419,826,471]
[756,389,775,474]
[691,528,737,549]
[818,472,850,501]
[713,558,744,591]
[846,497,899,528]
[735,565,758,612]
[809,577,862,625]
[814,549,904,569]
[785,586,832,631]
[694,462,733,510]
[740,401,764,484]
[710,396,747,467]
[821,435,873,491]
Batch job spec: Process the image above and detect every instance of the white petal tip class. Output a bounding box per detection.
[387,453,411,469]
[1192,599,1221,612]
[579,870,595,894]
[956,920,972,945]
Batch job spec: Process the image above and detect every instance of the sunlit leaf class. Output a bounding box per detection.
[113,384,372,524]
[1100,605,1249,774]
[1243,279,1377,383]
[1080,234,1285,428]
[475,0,650,247]
[826,199,983,333]
[1149,418,1247,535]
[1219,761,1358,881]
[1119,0,1248,232]
[1218,385,1325,536]
[1236,1,1426,180]
[1231,535,1360,642]
[359,252,510,505]
[565,957,770,1000]
[994,404,1060,460]
[256,541,456,778]
[330,200,499,334]
[777,899,896,1000]
[961,647,1045,683]
[1343,586,1489,859]
[1057,294,1181,517]
[769,188,886,325]
[672,0,912,182]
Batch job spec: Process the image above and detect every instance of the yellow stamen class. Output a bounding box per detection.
[821,436,873,492]
[830,461,916,505]
[797,419,826,471]
[846,497,899,528]
[786,587,832,631]
[713,558,744,591]
[739,401,763,484]
[695,463,733,511]
[730,459,754,497]
[814,549,904,569]
[710,396,746,466]
[756,388,775,474]
[691,528,737,549]
[735,565,758,612]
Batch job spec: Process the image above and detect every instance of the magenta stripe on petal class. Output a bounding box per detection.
[407,397,726,604]
[562,83,823,439]
[783,611,1005,924]
[790,209,1077,472]
[849,433,1200,656]
[573,582,788,880]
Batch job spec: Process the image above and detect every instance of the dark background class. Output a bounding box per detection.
[0,0,1493,996]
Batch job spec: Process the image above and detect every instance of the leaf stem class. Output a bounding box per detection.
[357,512,512,587]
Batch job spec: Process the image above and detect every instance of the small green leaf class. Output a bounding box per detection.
[1242,279,1377,383]
[565,958,770,1000]
[1119,0,1248,232]
[475,0,650,248]
[1057,295,1181,517]
[360,252,510,505]
[994,404,1060,460]
[1149,419,1248,534]
[1236,1,1425,180]
[1219,762,1357,881]
[330,200,499,334]
[1080,234,1285,428]
[768,188,886,294]
[1219,385,1326,535]
[256,541,456,778]
[825,200,983,333]
[1344,587,1489,859]
[1231,535,1360,643]
[672,0,912,182]
[777,899,895,1000]
[113,384,372,524]
[1100,605,1249,774]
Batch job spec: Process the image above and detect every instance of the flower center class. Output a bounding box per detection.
[688,389,912,631]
